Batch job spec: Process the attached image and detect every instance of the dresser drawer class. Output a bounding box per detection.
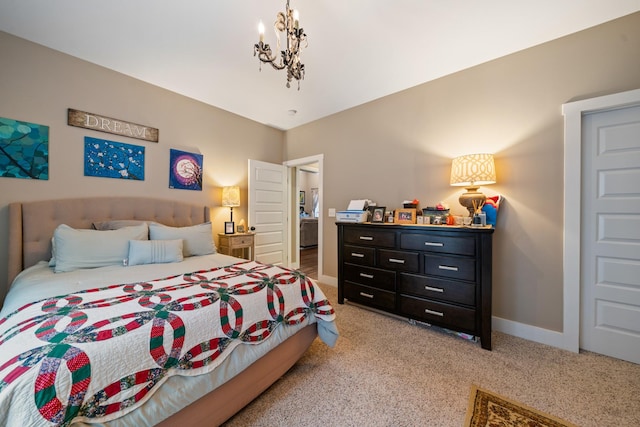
[398,273,475,306]
[399,295,476,331]
[424,254,475,281]
[344,264,395,292]
[344,282,395,311]
[344,227,396,248]
[344,245,375,265]
[400,233,475,256]
[378,249,420,273]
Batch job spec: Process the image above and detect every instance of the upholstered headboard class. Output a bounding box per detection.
[7,197,210,285]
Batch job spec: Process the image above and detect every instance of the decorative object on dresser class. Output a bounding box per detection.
[394,208,417,224]
[371,206,386,223]
[337,222,494,349]
[222,185,241,234]
[450,153,497,217]
[218,232,255,260]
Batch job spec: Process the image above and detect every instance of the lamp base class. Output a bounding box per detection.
[458,186,486,217]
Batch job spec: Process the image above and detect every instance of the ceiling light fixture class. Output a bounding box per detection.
[254,0,307,89]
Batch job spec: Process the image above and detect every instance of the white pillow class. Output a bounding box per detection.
[53,223,149,272]
[128,239,184,266]
[149,222,215,257]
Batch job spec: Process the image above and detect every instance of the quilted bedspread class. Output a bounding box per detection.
[0,261,335,426]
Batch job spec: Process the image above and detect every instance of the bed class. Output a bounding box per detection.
[1,197,337,426]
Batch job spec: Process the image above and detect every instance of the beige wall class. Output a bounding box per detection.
[285,12,640,332]
[0,31,284,304]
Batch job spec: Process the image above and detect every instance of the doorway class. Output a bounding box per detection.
[284,155,324,280]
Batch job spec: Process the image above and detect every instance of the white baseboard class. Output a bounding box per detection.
[319,274,337,287]
[493,316,576,352]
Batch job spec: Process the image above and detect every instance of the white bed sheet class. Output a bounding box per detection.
[0,254,323,426]
[2,253,241,316]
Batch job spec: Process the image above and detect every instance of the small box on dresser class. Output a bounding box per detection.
[336,222,494,350]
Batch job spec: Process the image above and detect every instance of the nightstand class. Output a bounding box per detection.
[218,233,255,260]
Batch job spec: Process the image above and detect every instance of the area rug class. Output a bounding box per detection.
[464,385,578,427]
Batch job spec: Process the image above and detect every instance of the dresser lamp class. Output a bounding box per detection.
[450,153,496,217]
[222,186,240,234]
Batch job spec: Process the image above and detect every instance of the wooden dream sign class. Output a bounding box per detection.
[68,108,159,142]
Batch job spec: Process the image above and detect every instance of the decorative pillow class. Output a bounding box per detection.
[53,223,149,273]
[93,220,147,231]
[149,222,215,257]
[127,239,184,266]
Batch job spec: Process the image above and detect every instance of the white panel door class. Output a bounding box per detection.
[581,104,640,364]
[248,159,287,266]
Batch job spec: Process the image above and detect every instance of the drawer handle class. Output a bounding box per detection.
[360,273,374,279]
[389,258,405,264]
[351,253,365,258]
[425,286,444,293]
[438,265,459,272]
[359,236,374,241]
[359,292,374,299]
[424,242,444,247]
[425,308,444,317]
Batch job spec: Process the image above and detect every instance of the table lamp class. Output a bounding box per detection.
[450,153,496,216]
[222,186,240,233]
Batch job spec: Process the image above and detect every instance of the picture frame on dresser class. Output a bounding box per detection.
[394,208,417,224]
[371,207,386,223]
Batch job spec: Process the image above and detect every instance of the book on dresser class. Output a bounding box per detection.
[336,222,494,350]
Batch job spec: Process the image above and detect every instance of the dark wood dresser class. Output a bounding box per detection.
[337,222,494,350]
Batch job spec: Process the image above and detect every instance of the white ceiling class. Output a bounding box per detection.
[1,1,639,130]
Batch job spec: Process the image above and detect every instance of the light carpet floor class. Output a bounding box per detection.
[223,283,640,427]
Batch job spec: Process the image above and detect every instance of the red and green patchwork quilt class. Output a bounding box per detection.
[0,261,335,426]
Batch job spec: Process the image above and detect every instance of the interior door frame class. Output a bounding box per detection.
[562,88,640,353]
[284,154,324,279]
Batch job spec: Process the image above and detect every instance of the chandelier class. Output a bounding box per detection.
[253,0,307,89]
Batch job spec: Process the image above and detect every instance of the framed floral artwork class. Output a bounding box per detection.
[84,136,144,180]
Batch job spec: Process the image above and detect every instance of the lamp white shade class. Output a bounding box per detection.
[221,186,240,207]
[450,153,496,187]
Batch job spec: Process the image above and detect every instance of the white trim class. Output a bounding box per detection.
[493,317,567,349]
[561,88,640,353]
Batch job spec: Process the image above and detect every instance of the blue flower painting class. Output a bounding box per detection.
[169,148,203,191]
[84,136,144,180]
[0,117,49,180]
